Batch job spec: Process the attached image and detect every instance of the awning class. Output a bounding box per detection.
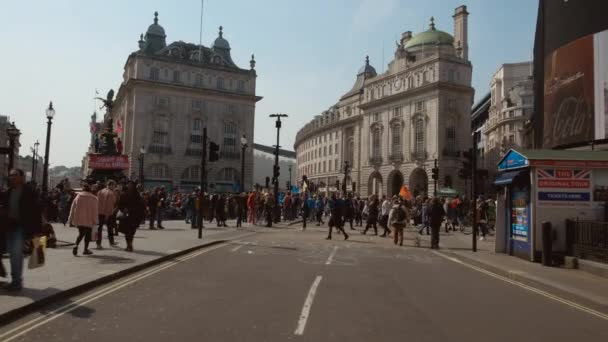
[493,170,525,186]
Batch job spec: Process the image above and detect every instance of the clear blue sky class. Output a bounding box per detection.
[0,0,537,167]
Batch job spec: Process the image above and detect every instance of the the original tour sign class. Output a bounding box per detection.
[536,168,592,207]
[89,155,129,170]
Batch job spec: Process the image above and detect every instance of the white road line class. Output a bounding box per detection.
[294,276,323,336]
[0,233,257,341]
[432,251,608,321]
[325,246,338,265]
[231,244,245,252]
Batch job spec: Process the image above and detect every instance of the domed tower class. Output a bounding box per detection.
[404,17,455,53]
[211,26,238,67]
[143,11,167,54]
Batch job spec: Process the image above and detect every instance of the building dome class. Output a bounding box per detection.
[404,17,454,50]
[146,11,166,37]
[358,55,377,76]
[212,26,230,49]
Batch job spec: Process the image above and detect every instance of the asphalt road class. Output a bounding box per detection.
[1,227,607,341]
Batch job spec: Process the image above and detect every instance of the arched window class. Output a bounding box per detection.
[372,128,382,158]
[149,164,170,179]
[414,118,425,159]
[391,124,402,156]
[217,168,239,182]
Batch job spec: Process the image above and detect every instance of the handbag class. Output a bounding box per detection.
[28,236,47,269]
[116,209,129,221]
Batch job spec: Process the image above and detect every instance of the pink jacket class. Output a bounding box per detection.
[68,191,99,228]
[97,188,117,216]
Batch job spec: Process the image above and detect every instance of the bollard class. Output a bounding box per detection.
[542,221,553,266]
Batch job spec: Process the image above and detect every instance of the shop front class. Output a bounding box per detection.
[494,149,608,262]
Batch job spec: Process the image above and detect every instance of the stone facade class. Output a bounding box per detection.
[110,13,261,192]
[481,62,533,173]
[294,6,474,198]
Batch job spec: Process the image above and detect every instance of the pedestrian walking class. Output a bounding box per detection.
[96,180,118,248]
[327,193,349,240]
[380,195,391,237]
[388,198,408,246]
[247,191,257,225]
[430,197,445,249]
[477,197,489,240]
[148,187,160,230]
[315,195,325,226]
[264,194,274,227]
[418,198,431,235]
[2,169,43,291]
[301,193,313,230]
[343,193,355,230]
[68,183,99,256]
[117,181,146,252]
[363,196,379,235]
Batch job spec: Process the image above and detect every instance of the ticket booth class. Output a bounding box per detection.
[494,149,608,262]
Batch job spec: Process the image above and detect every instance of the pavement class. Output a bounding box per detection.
[0,219,607,341]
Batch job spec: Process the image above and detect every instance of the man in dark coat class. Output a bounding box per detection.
[327,193,349,240]
[429,197,446,249]
[343,193,355,230]
[148,188,160,230]
[3,169,42,291]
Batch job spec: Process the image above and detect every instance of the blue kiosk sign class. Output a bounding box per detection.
[498,150,529,171]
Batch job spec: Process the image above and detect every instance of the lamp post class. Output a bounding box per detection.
[270,113,288,224]
[240,134,248,193]
[42,102,55,193]
[138,146,146,186]
[31,140,40,185]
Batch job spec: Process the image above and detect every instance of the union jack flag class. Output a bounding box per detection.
[537,169,591,179]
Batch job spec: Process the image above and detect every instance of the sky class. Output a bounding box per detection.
[0,0,537,167]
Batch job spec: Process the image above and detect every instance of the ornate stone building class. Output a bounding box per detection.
[294,6,474,198]
[111,12,261,191]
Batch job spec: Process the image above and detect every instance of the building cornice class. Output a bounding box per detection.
[126,53,254,76]
[115,78,263,106]
[359,81,473,110]
[294,115,362,148]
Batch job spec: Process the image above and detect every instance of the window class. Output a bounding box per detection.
[237,80,245,92]
[182,166,200,180]
[192,100,202,111]
[335,143,338,155]
[158,97,169,108]
[195,74,203,87]
[335,132,338,139]
[448,69,455,82]
[323,146,327,156]
[149,67,159,81]
[152,116,169,145]
[392,107,402,118]
[217,77,225,89]
[415,101,425,112]
[335,159,338,171]
[423,71,429,83]
[508,123,514,132]
[446,126,456,153]
[414,118,425,158]
[373,113,380,122]
[329,145,333,155]
[193,119,201,131]
[329,161,332,172]
[227,104,236,115]
[173,70,181,82]
[223,122,237,153]
[448,98,455,111]
[164,69,168,78]
[407,77,413,88]
[372,128,381,158]
[151,164,170,178]
[218,168,237,182]
[323,161,326,173]
[509,135,515,144]
[391,125,402,156]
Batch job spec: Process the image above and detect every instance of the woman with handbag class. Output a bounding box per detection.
[68,183,99,256]
[117,181,145,252]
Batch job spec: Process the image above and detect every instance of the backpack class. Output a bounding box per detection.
[394,206,406,222]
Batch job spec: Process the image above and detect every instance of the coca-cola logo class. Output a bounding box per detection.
[548,95,592,145]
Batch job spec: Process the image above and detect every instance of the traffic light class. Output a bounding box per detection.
[431,167,439,180]
[335,180,340,190]
[208,142,220,162]
[265,176,270,188]
[286,181,290,190]
[273,165,280,179]
[462,149,473,171]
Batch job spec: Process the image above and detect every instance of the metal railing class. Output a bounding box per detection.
[566,219,608,264]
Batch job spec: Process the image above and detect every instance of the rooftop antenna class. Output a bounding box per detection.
[198,0,204,61]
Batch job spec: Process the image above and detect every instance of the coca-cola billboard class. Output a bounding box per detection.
[89,155,129,170]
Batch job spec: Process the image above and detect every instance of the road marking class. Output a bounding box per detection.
[231,244,244,252]
[325,246,338,265]
[0,233,256,341]
[432,251,608,321]
[294,275,323,336]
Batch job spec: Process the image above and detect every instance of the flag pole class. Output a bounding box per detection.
[199,0,204,61]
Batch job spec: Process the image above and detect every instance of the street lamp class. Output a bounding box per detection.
[138,146,146,187]
[42,102,55,193]
[342,160,350,193]
[31,140,40,185]
[240,134,248,193]
[288,165,292,191]
[6,122,21,173]
[269,113,288,224]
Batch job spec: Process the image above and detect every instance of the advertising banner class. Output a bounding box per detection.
[536,168,592,207]
[511,190,529,242]
[88,155,129,170]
